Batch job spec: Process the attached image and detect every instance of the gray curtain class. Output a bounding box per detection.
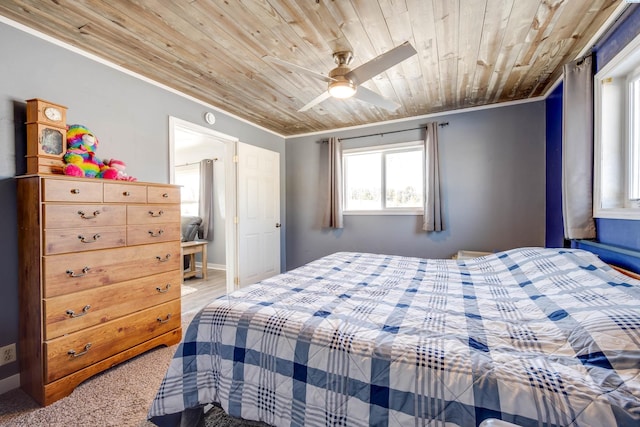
[198,159,214,240]
[562,55,596,239]
[423,122,444,231]
[322,137,344,228]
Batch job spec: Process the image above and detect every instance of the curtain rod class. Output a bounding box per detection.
[175,158,218,167]
[319,122,449,143]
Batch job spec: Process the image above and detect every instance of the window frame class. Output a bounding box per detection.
[342,141,424,215]
[628,68,640,206]
[594,31,640,219]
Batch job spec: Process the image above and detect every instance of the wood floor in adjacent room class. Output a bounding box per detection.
[181,268,228,315]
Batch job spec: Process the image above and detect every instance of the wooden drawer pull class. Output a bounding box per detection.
[155,254,171,263]
[157,314,172,324]
[78,233,101,243]
[68,343,92,358]
[156,284,171,293]
[122,191,131,196]
[77,210,101,219]
[66,266,91,277]
[66,305,91,318]
[148,210,164,217]
[70,188,80,194]
[162,193,169,198]
[148,229,164,237]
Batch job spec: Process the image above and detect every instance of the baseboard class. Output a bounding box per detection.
[197,262,226,271]
[0,373,20,396]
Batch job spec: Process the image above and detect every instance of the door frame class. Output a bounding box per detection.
[168,116,237,293]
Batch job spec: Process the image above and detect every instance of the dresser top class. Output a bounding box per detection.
[17,174,180,188]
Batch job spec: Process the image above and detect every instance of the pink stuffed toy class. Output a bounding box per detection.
[104,159,136,181]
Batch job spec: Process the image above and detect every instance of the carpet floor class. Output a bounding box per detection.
[0,315,267,427]
[203,406,269,427]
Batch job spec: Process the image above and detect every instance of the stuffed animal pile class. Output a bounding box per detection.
[63,124,135,181]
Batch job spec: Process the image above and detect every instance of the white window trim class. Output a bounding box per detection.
[343,141,424,215]
[628,69,640,205]
[343,210,423,216]
[594,30,640,220]
[343,141,422,154]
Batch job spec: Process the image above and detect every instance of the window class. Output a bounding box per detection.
[629,72,640,203]
[175,163,200,216]
[595,32,640,218]
[343,142,423,214]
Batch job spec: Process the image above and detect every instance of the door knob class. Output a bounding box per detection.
[275,223,282,228]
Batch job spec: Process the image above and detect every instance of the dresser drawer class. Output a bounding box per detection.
[148,185,180,204]
[44,204,126,229]
[103,182,146,203]
[127,204,180,225]
[44,299,181,383]
[44,270,182,340]
[43,242,181,297]
[44,226,126,255]
[43,179,102,202]
[127,223,181,246]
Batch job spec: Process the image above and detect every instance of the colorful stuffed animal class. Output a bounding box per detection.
[63,124,121,179]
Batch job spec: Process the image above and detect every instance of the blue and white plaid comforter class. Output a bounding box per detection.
[149,248,640,426]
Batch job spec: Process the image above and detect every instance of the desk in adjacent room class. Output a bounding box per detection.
[181,241,208,280]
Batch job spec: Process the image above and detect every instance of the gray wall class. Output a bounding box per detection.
[0,21,285,384]
[285,102,546,269]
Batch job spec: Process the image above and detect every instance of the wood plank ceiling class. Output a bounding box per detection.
[0,0,622,136]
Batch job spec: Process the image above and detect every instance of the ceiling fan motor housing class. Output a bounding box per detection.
[328,67,356,98]
[328,50,356,98]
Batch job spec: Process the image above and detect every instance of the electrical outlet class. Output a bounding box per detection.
[0,343,16,366]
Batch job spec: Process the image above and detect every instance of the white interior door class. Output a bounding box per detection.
[237,142,280,287]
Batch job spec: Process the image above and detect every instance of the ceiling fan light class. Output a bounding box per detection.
[328,80,356,98]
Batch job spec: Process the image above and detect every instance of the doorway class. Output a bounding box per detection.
[169,116,237,294]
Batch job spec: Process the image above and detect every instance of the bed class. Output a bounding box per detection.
[148,247,640,426]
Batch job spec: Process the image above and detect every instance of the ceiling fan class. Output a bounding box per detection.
[264,41,417,112]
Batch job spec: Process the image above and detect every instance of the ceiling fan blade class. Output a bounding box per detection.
[299,91,332,112]
[346,41,417,85]
[353,86,401,111]
[263,56,336,83]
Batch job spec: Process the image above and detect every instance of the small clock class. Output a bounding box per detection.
[26,98,67,125]
[25,98,68,175]
[44,106,63,122]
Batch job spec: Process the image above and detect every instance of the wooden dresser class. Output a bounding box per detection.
[17,175,183,406]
